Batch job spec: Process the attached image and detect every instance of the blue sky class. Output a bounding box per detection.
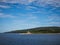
[0,0,60,33]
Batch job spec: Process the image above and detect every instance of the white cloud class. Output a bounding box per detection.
[18,13,37,20]
[0,13,16,18]
[49,22,60,24]
[0,5,10,8]
[0,0,60,11]
[0,0,60,7]
[12,19,41,29]
[27,14,37,20]
[26,6,37,10]
[35,0,60,7]
[44,14,60,26]
[47,14,60,21]
[12,13,40,28]
[0,0,34,5]
[46,21,60,26]
[28,0,35,3]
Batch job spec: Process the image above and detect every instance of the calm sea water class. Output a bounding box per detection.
[0,33,60,45]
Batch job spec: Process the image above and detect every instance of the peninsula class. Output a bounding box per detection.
[5,26,60,33]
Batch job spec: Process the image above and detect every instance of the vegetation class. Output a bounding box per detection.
[5,26,60,33]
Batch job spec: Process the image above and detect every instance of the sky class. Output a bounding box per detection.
[0,0,60,33]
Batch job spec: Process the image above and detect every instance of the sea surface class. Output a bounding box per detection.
[0,33,60,45]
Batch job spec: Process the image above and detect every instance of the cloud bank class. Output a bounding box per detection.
[0,0,60,7]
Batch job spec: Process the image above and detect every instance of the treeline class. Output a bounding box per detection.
[5,26,60,33]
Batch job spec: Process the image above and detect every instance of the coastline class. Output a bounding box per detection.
[19,33,60,35]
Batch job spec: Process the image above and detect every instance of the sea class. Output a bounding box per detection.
[0,33,60,45]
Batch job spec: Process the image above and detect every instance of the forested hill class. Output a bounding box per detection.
[5,26,60,33]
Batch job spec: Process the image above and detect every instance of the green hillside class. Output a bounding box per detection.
[5,26,60,33]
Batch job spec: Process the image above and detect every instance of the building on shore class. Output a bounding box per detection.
[20,31,31,34]
[26,31,31,34]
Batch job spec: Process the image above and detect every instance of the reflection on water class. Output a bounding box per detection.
[0,33,60,45]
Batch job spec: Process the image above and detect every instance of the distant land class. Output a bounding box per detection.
[5,26,60,33]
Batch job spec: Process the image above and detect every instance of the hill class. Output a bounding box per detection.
[5,26,60,33]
